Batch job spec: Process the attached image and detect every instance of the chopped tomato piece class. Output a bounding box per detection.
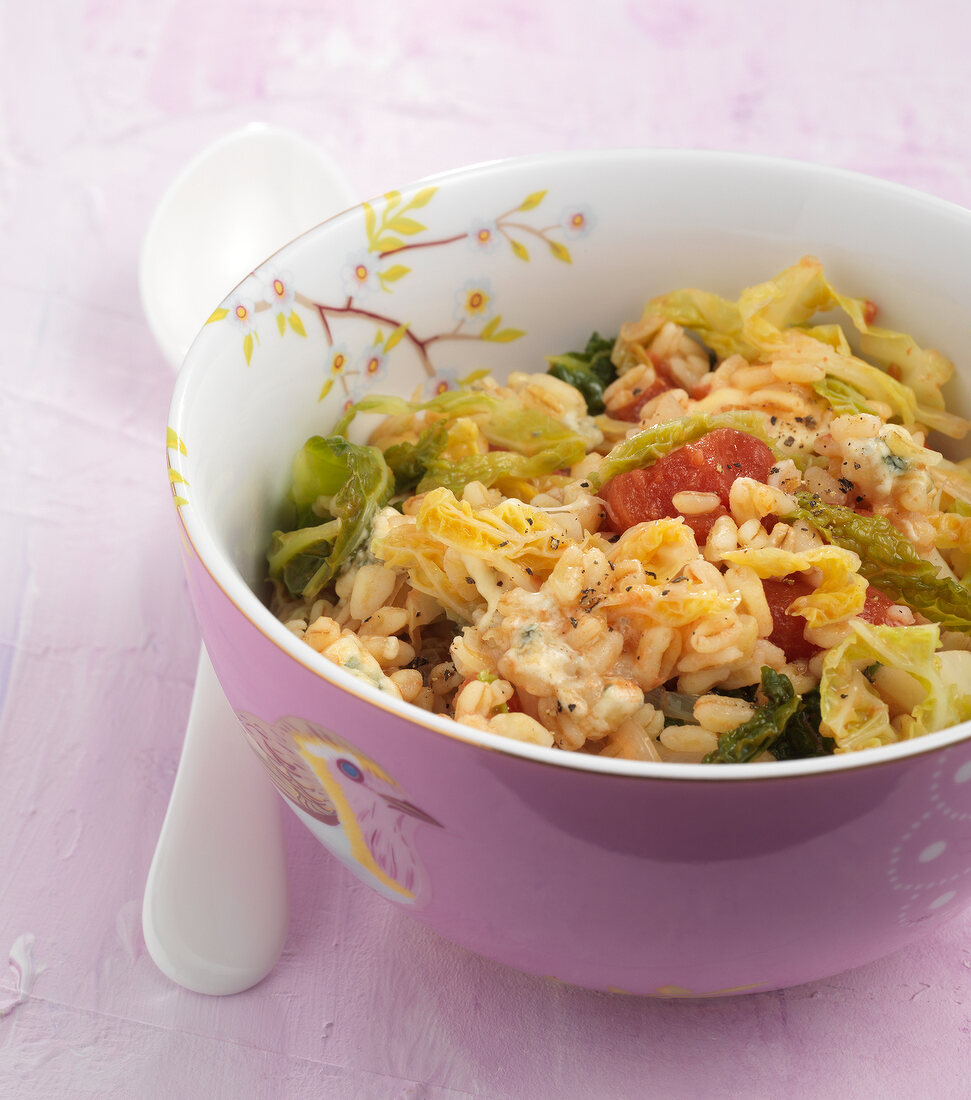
[600,428,775,541]
[760,582,896,661]
[612,376,671,421]
[859,586,896,625]
[612,356,681,421]
[863,298,878,325]
[762,577,818,661]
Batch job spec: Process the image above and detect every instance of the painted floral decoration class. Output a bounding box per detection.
[203,183,594,402]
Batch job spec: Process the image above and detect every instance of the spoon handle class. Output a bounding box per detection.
[142,646,289,995]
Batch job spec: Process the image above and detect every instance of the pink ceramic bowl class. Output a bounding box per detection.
[168,150,971,997]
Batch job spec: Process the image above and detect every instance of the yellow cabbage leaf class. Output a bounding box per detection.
[608,518,700,583]
[637,292,754,362]
[417,489,570,571]
[647,256,968,438]
[820,621,971,752]
[371,488,582,620]
[371,518,482,621]
[438,417,487,461]
[720,545,867,626]
[928,511,971,552]
[599,582,740,628]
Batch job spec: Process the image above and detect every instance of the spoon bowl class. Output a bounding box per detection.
[140,123,354,369]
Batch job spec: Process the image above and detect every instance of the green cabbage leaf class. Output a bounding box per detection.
[646,287,755,361]
[590,410,780,490]
[417,437,585,495]
[335,388,585,458]
[383,421,449,495]
[787,492,971,631]
[811,376,880,417]
[546,332,618,415]
[704,668,832,763]
[268,436,394,599]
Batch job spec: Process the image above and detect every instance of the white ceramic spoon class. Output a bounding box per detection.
[140,123,355,995]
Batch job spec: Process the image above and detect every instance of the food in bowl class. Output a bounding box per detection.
[171,151,971,996]
[268,256,971,765]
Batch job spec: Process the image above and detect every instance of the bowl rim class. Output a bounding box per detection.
[169,146,971,783]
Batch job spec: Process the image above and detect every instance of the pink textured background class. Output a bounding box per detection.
[1,2,969,1097]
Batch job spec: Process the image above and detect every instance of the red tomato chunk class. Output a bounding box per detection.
[762,577,818,661]
[761,582,897,662]
[859,585,896,625]
[613,376,671,422]
[600,428,776,541]
[612,355,678,422]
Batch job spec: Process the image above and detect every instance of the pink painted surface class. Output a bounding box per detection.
[0,1,969,1097]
